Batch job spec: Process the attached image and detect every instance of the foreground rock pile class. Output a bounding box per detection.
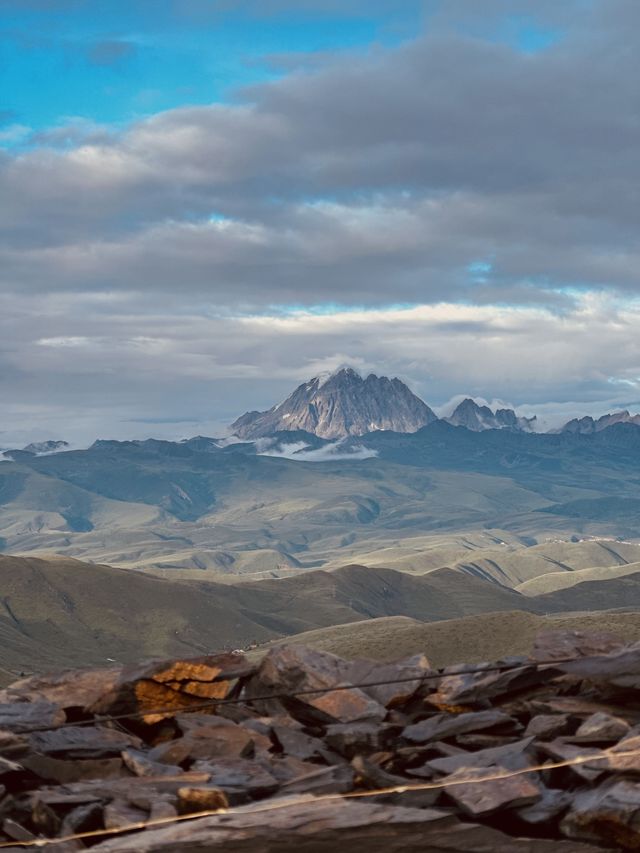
[2,633,640,850]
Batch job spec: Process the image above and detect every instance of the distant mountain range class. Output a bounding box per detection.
[2,371,639,456]
[230,367,638,440]
[444,398,537,432]
[231,367,438,439]
[555,410,640,434]
[2,440,69,461]
[2,415,640,573]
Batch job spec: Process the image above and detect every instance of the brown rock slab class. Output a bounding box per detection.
[177,786,228,814]
[324,722,383,758]
[559,642,640,690]
[89,797,603,852]
[29,725,141,758]
[59,801,104,836]
[561,778,640,848]
[454,733,520,749]
[31,797,62,836]
[0,701,65,733]
[280,762,354,795]
[516,787,571,826]
[528,695,640,720]
[190,757,279,800]
[103,799,148,830]
[2,817,37,841]
[246,645,385,724]
[22,754,125,783]
[537,740,606,782]
[596,734,640,774]
[345,654,432,707]
[352,753,416,790]
[121,748,182,777]
[531,629,624,662]
[172,714,257,759]
[444,764,542,816]
[30,771,211,811]
[575,711,631,741]
[260,753,319,785]
[429,664,548,708]
[525,714,570,740]
[149,800,178,821]
[0,667,121,710]
[426,736,535,776]
[271,724,330,761]
[146,737,194,766]
[403,710,516,743]
[90,653,253,723]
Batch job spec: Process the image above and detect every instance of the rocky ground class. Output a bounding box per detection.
[2,632,640,850]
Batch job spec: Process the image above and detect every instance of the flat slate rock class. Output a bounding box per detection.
[3,635,640,851]
[89,797,605,852]
[425,736,535,776]
[428,664,548,708]
[29,725,141,757]
[0,701,65,732]
[245,645,386,724]
[345,655,432,708]
[531,629,624,662]
[403,710,515,743]
[560,642,640,689]
[561,778,640,848]
[443,764,542,816]
[0,667,121,711]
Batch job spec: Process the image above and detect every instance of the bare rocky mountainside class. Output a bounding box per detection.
[230,367,438,439]
[445,398,537,432]
[230,368,640,440]
[558,410,640,434]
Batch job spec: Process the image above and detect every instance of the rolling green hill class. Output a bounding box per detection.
[2,426,640,585]
[258,610,640,668]
[4,552,640,685]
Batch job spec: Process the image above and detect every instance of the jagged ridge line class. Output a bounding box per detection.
[0,743,635,848]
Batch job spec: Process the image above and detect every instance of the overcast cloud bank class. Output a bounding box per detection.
[0,0,638,442]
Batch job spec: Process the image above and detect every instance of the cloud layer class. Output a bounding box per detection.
[0,0,639,441]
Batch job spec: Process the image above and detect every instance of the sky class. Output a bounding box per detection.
[1,0,639,445]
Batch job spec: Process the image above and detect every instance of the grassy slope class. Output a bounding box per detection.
[0,450,613,577]
[6,551,640,684]
[0,555,535,683]
[258,610,640,668]
[517,560,640,595]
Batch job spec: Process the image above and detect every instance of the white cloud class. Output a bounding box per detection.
[0,124,31,146]
[37,336,92,348]
[0,1,639,440]
[1,290,639,443]
[256,439,379,462]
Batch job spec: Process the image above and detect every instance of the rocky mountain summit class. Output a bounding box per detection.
[2,440,69,461]
[559,410,640,434]
[445,398,537,432]
[2,441,70,462]
[231,367,438,439]
[23,439,69,454]
[231,370,640,441]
